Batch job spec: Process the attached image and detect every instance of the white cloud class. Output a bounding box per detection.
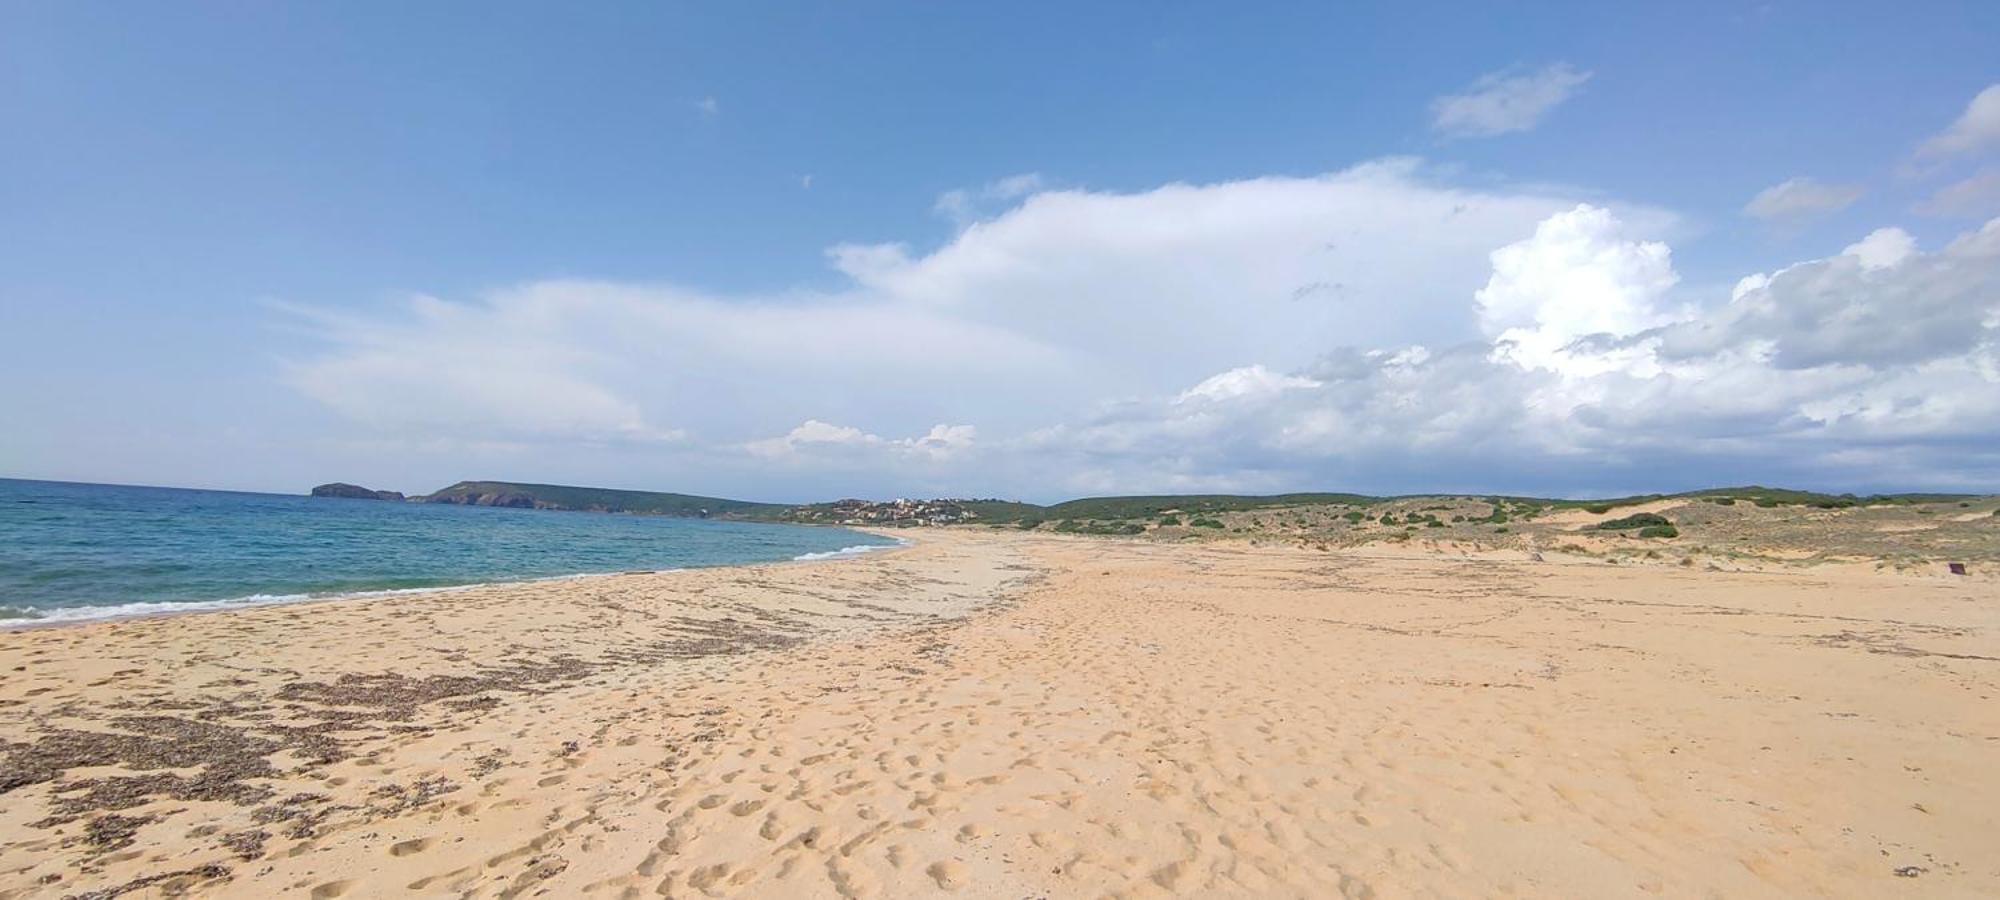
[1918,168,2000,218]
[1475,205,1682,373]
[745,420,976,463]
[934,173,1046,223]
[281,279,1066,453]
[825,159,1650,395]
[279,161,2000,496]
[1660,220,1998,370]
[1431,63,1592,138]
[1011,215,2000,494]
[696,96,720,117]
[1744,177,1864,222]
[1841,227,1917,271]
[1916,83,2000,160]
[1177,365,1320,404]
[277,296,685,446]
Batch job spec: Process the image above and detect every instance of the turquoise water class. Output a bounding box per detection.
[0,478,898,625]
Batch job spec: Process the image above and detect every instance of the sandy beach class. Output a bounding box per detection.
[2,529,1995,898]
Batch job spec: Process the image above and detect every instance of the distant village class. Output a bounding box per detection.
[785,498,982,527]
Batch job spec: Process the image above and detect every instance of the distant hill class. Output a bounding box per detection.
[312,479,1985,526]
[1035,492,1378,522]
[416,481,791,518]
[310,482,406,502]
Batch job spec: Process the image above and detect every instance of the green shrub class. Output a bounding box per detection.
[1711,497,1736,506]
[1585,504,1613,515]
[1426,520,1444,528]
[1493,526,1509,534]
[1158,515,1181,526]
[1343,511,1364,523]
[1754,498,1780,508]
[1189,517,1224,529]
[1597,513,1670,530]
[1054,519,1146,536]
[1637,524,1680,539]
[1016,518,1044,530]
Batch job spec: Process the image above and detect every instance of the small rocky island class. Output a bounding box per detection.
[309,482,406,502]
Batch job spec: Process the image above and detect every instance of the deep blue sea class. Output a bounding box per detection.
[0,479,898,626]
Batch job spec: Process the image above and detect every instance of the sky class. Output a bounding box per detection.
[3,1,1999,502]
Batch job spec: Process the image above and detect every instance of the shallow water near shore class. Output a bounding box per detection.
[0,478,897,625]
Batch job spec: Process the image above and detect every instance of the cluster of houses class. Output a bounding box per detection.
[787,498,980,527]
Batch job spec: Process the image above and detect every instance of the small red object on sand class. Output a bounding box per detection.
[1948,562,1967,576]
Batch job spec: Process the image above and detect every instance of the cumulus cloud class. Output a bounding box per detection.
[1916,83,2000,160]
[1008,214,2000,494]
[1841,227,1917,271]
[1744,177,1864,222]
[1475,205,1683,373]
[1658,222,1996,370]
[822,159,1651,393]
[280,161,2000,496]
[1430,63,1592,138]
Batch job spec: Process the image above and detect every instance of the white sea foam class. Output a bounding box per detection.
[0,572,674,630]
[0,545,880,629]
[792,541,905,562]
[0,583,502,629]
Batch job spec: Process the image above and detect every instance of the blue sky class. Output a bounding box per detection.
[4,2,1999,501]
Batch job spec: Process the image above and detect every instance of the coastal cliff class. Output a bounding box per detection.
[414,481,790,518]
[309,483,406,502]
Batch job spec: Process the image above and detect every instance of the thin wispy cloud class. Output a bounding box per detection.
[1431,63,1592,138]
[695,96,720,117]
[1915,83,2000,160]
[1743,177,1864,223]
[934,173,1045,223]
[1918,168,2000,218]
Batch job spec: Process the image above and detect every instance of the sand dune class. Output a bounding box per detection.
[2,530,1994,897]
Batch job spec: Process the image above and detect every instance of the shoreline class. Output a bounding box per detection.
[0,530,912,632]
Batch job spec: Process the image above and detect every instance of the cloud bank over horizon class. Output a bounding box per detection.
[278,157,2000,501]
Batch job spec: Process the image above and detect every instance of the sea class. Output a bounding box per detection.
[0,478,900,626]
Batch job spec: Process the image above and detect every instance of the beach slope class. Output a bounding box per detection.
[1,530,1994,897]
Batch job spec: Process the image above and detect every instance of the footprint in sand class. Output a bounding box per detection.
[927,860,969,890]
[390,837,435,857]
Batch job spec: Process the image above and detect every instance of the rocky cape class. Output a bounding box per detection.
[309,483,407,502]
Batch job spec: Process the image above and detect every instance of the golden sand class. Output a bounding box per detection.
[1,530,1994,897]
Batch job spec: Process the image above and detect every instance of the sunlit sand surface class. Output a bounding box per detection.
[2,530,1993,897]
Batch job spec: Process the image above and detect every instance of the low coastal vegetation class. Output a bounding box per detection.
[1596,513,1671,530]
[305,479,1994,570]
